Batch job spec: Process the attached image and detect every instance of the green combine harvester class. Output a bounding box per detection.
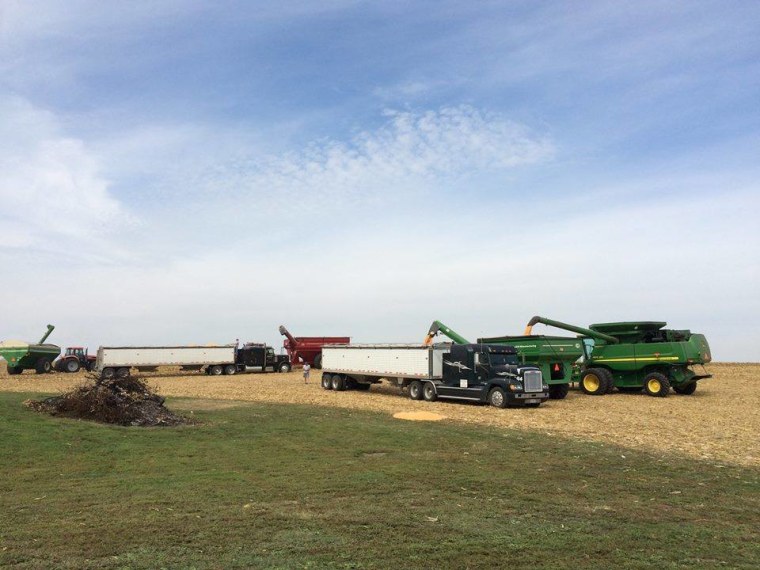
[424,320,584,399]
[523,316,712,397]
[0,324,61,375]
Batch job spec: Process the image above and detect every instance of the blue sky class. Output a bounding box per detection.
[1,1,759,360]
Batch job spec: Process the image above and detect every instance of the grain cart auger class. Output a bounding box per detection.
[524,316,712,397]
[279,325,350,369]
[423,320,471,345]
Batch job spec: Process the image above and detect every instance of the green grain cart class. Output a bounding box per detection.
[424,320,584,399]
[0,325,61,375]
[523,316,712,397]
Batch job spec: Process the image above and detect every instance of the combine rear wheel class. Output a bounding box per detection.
[580,368,609,395]
[408,380,424,400]
[674,382,697,395]
[643,372,670,397]
[548,384,569,399]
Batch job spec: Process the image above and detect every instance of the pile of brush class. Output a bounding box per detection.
[25,375,185,426]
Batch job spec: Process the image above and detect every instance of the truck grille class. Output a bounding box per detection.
[523,369,543,393]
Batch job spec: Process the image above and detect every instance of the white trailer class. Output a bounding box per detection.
[95,345,237,379]
[320,342,549,408]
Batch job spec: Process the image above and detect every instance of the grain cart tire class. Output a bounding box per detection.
[116,367,130,379]
[580,369,608,395]
[422,382,438,402]
[548,384,570,399]
[223,364,237,375]
[278,362,291,373]
[35,358,52,374]
[674,382,697,395]
[209,365,223,376]
[643,372,670,397]
[331,374,346,391]
[488,387,508,408]
[321,374,333,389]
[65,359,80,373]
[354,382,371,391]
[313,354,323,369]
[408,380,424,400]
[101,367,115,380]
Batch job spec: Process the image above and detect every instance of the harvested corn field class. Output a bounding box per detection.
[1,362,757,466]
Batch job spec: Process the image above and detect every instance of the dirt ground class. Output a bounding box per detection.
[1,362,757,467]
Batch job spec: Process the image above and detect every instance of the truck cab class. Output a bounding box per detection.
[436,344,548,406]
[237,343,292,372]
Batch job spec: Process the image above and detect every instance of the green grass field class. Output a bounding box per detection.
[1,392,758,569]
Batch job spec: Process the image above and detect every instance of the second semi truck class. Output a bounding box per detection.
[320,343,549,408]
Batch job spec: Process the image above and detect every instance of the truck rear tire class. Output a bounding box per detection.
[209,365,223,376]
[65,359,80,373]
[102,367,115,380]
[548,384,569,399]
[643,372,670,397]
[313,354,322,369]
[674,382,697,395]
[116,367,130,379]
[331,374,346,391]
[422,382,438,402]
[321,374,333,389]
[488,387,507,408]
[224,364,237,375]
[580,369,608,395]
[408,380,424,400]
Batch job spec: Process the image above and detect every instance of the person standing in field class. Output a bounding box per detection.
[303,362,311,384]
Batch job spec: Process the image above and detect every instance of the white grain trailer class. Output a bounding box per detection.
[95,345,237,379]
[321,343,549,408]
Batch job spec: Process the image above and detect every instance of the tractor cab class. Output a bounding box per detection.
[65,347,87,358]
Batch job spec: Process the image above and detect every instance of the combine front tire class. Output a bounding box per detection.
[600,369,615,393]
[643,372,670,397]
[408,380,424,400]
[35,358,52,374]
[548,384,569,399]
[674,382,697,395]
[580,368,609,395]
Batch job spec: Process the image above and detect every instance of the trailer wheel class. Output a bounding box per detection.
[116,367,130,379]
[321,374,333,390]
[422,382,438,402]
[643,372,670,397]
[548,384,569,399]
[408,380,424,400]
[278,362,291,373]
[331,374,346,391]
[674,382,697,395]
[65,359,80,373]
[101,367,115,380]
[35,358,52,374]
[488,387,507,408]
[313,354,322,369]
[223,364,237,375]
[580,369,608,395]
[209,365,223,376]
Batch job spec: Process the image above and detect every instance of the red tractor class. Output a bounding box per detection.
[55,347,97,373]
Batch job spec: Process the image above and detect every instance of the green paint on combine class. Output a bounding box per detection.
[0,325,61,375]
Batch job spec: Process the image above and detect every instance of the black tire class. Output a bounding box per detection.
[35,358,52,374]
[354,382,371,391]
[331,374,346,391]
[599,368,615,393]
[548,384,569,400]
[408,380,424,400]
[7,366,21,375]
[422,382,438,402]
[313,354,323,369]
[209,365,223,376]
[65,359,80,373]
[278,362,291,373]
[674,382,697,395]
[116,367,130,379]
[488,387,508,408]
[224,364,237,375]
[580,368,608,395]
[101,367,115,380]
[321,373,333,389]
[87,361,97,372]
[643,372,670,397]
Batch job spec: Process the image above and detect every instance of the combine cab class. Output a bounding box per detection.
[55,347,97,373]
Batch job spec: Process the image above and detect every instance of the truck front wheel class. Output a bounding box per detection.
[408,380,424,400]
[488,387,507,408]
[643,372,670,397]
[278,362,291,373]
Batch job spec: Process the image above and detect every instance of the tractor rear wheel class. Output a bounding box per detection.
[674,382,697,395]
[313,354,323,369]
[65,359,80,373]
[548,384,569,399]
[408,380,424,400]
[643,372,670,397]
[35,358,52,374]
[580,368,609,395]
